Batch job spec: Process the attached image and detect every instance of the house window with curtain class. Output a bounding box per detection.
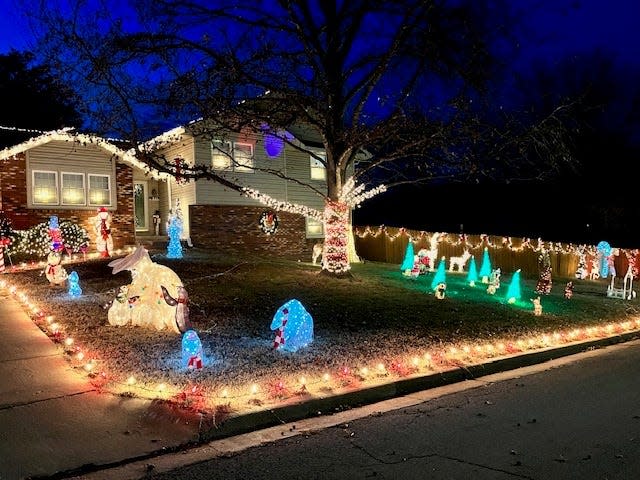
[233,142,254,172]
[306,218,324,238]
[211,140,232,170]
[33,170,59,205]
[88,174,111,206]
[61,172,86,205]
[310,152,327,180]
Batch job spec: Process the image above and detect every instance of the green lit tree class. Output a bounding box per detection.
[506,269,522,304]
[466,256,478,286]
[400,241,415,271]
[479,248,492,282]
[430,257,447,290]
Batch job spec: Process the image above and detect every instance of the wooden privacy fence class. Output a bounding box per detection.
[353,225,638,279]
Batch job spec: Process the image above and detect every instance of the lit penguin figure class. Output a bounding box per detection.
[435,282,446,299]
[181,329,205,369]
[271,299,314,353]
[68,271,82,297]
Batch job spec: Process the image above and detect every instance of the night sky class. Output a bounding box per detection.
[1,0,639,246]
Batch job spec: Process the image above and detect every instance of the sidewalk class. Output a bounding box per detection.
[1,287,639,480]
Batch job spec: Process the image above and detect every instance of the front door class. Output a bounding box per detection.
[134,181,148,231]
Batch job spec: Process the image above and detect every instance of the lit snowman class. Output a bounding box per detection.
[44,250,68,286]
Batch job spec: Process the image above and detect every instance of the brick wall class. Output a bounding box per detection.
[0,153,135,250]
[189,205,318,260]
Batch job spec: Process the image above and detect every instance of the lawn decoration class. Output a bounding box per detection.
[182,329,205,369]
[94,207,113,258]
[606,265,636,300]
[535,250,553,295]
[68,271,82,297]
[259,211,279,235]
[161,285,192,333]
[416,248,431,273]
[312,242,324,265]
[506,269,522,304]
[48,216,63,251]
[166,201,184,259]
[107,246,185,333]
[152,210,161,236]
[271,299,314,353]
[435,282,446,299]
[400,240,415,272]
[575,248,588,279]
[479,247,492,283]
[531,296,542,316]
[424,232,440,272]
[449,249,471,272]
[564,281,574,299]
[430,257,447,291]
[589,257,600,280]
[486,268,501,294]
[466,256,478,286]
[596,241,612,278]
[44,250,68,286]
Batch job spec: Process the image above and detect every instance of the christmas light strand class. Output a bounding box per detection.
[241,187,323,221]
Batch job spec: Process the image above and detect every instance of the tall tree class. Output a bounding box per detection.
[34,1,579,275]
[0,50,82,148]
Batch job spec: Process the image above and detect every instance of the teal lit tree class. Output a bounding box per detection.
[506,269,522,304]
[166,200,184,259]
[430,257,447,290]
[479,247,492,282]
[466,256,478,286]
[400,241,415,271]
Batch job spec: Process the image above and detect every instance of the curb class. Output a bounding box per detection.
[200,330,640,442]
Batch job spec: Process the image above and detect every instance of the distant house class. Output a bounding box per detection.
[0,125,327,259]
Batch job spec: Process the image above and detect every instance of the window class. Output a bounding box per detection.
[33,170,58,205]
[310,152,327,180]
[88,174,111,206]
[211,140,254,172]
[61,172,86,205]
[211,140,232,170]
[306,218,324,238]
[233,143,254,172]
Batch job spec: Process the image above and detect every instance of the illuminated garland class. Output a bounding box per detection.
[242,187,323,221]
[340,177,387,207]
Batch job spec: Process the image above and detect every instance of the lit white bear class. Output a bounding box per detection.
[107,246,185,333]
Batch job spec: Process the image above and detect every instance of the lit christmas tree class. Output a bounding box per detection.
[430,256,447,290]
[506,269,522,304]
[400,241,415,271]
[466,256,478,286]
[535,250,552,295]
[479,247,492,283]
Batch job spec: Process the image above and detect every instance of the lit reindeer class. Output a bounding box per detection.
[449,249,471,272]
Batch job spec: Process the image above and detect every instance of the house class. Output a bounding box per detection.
[0,124,327,259]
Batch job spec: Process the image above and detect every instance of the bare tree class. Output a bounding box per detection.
[32,0,580,275]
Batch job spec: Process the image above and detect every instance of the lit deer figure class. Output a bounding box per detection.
[449,249,471,272]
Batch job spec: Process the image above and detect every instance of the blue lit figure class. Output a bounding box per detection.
[68,271,82,297]
[271,299,314,353]
[479,247,492,283]
[430,256,447,290]
[506,269,522,304]
[166,213,183,259]
[597,241,612,278]
[466,256,479,286]
[400,241,415,271]
[182,329,205,369]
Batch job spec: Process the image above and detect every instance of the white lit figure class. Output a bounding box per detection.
[44,250,68,286]
[182,330,205,369]
[271,299,314,353]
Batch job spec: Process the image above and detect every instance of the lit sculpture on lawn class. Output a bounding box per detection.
[182,329,205,369]
[68,271,82,297]
[94,207,113,258]
[44,250,68,286]
[271,299,314,353]
[107,246,186,333]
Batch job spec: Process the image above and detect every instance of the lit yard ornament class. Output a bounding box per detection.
[43,250,68,286]
[182,330,205,369]
[107,246,185,333]
[479,247,492,283]
[161,285,192,333]
[166,202,183,259]
[466,256,479,287]
[606,265,637,300]
[94,207,113,258]
[48,216,63,252]
[564,281,574,299]
[312,242,323,265]
[430,257,447,291]
[597,241,612,278]
[506,269,522,304]
[435,282,446,299]
[416,248,431,274]
[68,271,82,297]
[271,299,314,353]
[531,296,542,316]
[486,268,501,295]
[535,250,553,295]
[449,249,471,272]
[400,241,415,272]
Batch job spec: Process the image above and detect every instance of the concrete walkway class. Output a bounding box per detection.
[1,286,639,480]
[0,290,200,480]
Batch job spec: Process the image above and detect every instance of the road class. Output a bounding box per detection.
[81,339,640,480]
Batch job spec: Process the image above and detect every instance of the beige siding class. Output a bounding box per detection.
[26,140,117,209]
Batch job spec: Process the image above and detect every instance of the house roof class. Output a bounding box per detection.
[0,128,170,180]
